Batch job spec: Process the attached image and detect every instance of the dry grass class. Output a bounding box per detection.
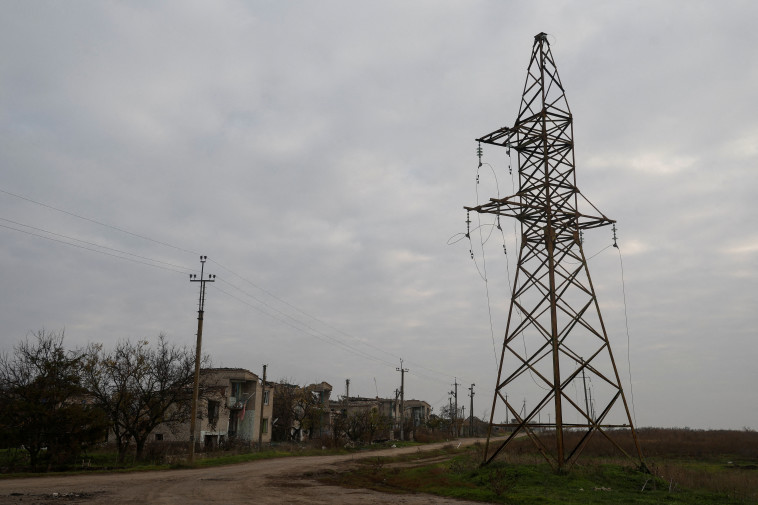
[499,427,758,459]
[650,459,758,500]
[495,427,758,502]
[413,430,450,443]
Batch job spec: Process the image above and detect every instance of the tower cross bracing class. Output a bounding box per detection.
[466,32,644,471]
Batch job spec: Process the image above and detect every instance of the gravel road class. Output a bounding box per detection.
[0,439,485,504]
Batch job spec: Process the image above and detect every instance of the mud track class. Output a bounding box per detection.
[0,439,485,504]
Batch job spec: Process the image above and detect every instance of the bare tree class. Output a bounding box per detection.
[425,413,443,433]
[329,410,348,445]
[271,382,326,441]
[0,330,107,470]
[82,334,197,461]
[438,404,457,437]
[272,382,296,442]
[345,408,391,443]
[294,384,327,440]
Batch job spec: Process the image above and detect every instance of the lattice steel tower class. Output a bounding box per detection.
[466,33,644,471]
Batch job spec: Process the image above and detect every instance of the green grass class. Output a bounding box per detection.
[0,448,335,477]
[0,440,404,477]
[320,445,756,504]
[4,430,758,504]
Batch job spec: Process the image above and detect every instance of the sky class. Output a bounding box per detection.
[0,0,756,431]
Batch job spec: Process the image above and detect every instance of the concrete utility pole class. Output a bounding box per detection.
[394,388,400,432]
[345,379,350,411]
[257,364,267,450]
[468,383,475,437]
[396,359,408,441]
[449,396,454,436]
[188,255,215,463]
[450,378,459,437]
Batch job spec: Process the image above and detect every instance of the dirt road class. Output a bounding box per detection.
[0,439,485,504]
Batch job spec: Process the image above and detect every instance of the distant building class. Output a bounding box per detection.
[404,399,431,427]
[153,368,273,448]
[272,381,332,441]
[328,395,430,440]
[309,381,333,439]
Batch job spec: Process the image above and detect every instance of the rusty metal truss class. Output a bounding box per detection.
[466,33,644,472]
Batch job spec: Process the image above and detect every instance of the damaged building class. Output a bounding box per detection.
[154,368,273,449]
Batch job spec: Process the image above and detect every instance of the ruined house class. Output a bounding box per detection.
[272,381,332,441]
[153,368,273,448]
[403,399,431,427]
[329,396,430,441]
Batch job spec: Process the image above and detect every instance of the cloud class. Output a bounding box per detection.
[0,0,757,431]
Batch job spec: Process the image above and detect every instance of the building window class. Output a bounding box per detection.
[229,413,238,437]
[208,400,220,423]
[155,433,163,441]
[231,382,242,401]
[262,418,269,434]
[263,389,270,406]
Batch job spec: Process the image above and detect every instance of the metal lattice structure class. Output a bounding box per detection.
[466,33,644,471]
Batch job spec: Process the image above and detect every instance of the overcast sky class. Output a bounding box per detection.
[1,1,756,431]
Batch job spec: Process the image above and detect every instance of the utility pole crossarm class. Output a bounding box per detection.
[465,198,615,230]
[476,125,517,148]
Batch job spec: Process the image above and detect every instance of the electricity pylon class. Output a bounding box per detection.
[466,33,644,472]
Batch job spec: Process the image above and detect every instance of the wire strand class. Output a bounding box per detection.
[209,259,413,365]
[213,282,400,369]
[474,158,500,371]
[0,186,200,255]
[0,186,476,392]
[0,222,192,274]
[0,216,194,273]
[617,244,638,427]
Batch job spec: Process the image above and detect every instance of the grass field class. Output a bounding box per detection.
[2,428,756,503]
[320,428,758,504]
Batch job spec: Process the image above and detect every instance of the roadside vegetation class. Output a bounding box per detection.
[0,330,201,473]
[0,438,422,476]
[320,428,758,504]
[2,331,756,504]
[0,329,448,475]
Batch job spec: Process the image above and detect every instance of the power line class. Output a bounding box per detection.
[616,243,638,427]
[214,276,464,387]
[0,216,194,273]
[0,222,191,274]
[0,203,450,384]
[212,282,398,368]
[210,259,404,364]
[474,159,501,372]
[216,277,398,366]
[0,191,405,370]
[0,187,480,391]
[210,259,470,388]
[0,186,200,255]
[3,187,405,368]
